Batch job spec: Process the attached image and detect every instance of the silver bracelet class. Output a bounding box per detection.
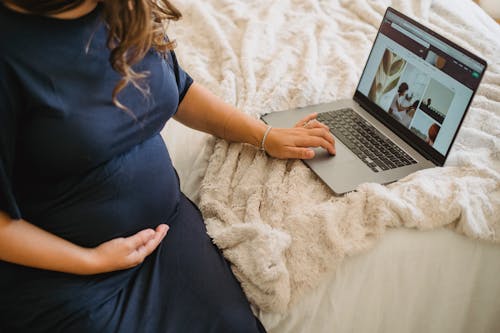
[260,125,272,151]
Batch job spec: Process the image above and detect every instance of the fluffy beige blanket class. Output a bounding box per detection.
[171,0,500,313]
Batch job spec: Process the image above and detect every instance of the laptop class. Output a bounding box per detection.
[261,7,487,195]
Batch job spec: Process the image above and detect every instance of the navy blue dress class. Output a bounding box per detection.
[0,4,266,333]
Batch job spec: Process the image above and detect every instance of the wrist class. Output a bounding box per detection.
[259,125,273,151]
[249,120,268,148]
[78,247,104,275]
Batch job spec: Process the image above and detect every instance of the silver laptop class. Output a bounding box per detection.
[262,7,487,195]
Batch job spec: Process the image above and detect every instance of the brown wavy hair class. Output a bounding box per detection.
[4,0,182,113]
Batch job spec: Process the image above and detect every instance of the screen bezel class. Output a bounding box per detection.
[353,7,487,166]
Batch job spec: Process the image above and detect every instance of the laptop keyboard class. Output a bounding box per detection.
[316,108,417,172]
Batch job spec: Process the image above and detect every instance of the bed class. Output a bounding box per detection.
[162,0,500,332]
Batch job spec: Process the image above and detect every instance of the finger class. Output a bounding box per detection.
[157,224,169,241]
[134,228,166,260]
[294,112,318,127]
[143,225,169,250]
[155,224,169,237]
[306,128,336,149]
[297,135,336,155]
[285,147,315,159]
[306,119,330,131]
[128,228,156,248]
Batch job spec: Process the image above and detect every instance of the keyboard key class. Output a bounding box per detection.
[320,108,414,172]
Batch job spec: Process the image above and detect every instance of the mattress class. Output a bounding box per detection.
[162,118,500,333]
[161,0,500,331]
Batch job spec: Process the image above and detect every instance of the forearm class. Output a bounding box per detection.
[0,211,94,275]
[174,83,267,147]
[174,82,336,159]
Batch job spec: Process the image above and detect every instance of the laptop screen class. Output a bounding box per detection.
[354,8,486,164]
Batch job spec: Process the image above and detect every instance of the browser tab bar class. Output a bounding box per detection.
[386,11,484,73]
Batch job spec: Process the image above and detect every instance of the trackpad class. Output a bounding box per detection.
[311,142,357,163]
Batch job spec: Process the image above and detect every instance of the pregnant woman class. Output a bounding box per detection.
[0,1,335,332]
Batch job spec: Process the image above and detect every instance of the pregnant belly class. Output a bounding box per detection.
[25,135,181,248]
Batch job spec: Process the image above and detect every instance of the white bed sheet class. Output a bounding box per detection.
[259,228,500,333]
[161,0,500,329]
[162,121,500,333]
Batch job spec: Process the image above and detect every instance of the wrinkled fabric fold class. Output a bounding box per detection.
[169,0,500,313]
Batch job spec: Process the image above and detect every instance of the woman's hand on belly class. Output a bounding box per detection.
[86,224,169,274]
[0,211,168,275]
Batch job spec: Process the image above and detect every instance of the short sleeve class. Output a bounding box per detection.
[168,50,193,104]
[0,60,22,220]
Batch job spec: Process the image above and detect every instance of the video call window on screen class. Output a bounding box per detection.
[367,49,453,147]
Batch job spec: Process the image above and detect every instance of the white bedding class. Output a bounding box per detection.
[162,0,500,331]
[164,124,500,333]
[163,120,500,332]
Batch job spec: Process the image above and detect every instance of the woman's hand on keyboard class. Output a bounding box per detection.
[263,113,336,159]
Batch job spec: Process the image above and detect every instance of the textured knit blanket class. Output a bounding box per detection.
[170,0,500,313]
